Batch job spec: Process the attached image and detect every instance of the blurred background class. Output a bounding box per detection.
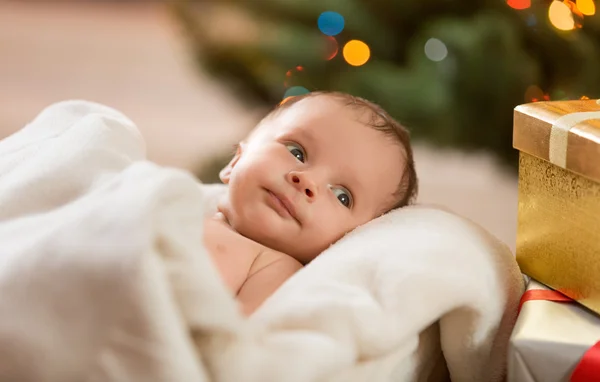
[1,0,599,253]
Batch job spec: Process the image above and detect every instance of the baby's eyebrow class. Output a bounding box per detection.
[296,128,317,148]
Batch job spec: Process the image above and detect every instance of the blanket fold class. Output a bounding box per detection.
[0,100,524,382]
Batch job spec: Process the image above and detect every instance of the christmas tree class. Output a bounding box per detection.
[172,0,600,174]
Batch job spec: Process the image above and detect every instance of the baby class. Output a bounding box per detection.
[202,91,418,315]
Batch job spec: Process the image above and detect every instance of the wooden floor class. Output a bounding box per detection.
[0,1,519,252]
[0,1,258,170]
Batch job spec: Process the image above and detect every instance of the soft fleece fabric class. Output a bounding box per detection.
[0,101,524,381]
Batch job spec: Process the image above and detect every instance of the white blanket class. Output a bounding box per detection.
[0,101,524,382]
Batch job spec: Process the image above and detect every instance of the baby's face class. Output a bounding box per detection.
[218,96,404,263]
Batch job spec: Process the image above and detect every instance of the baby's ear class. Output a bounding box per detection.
[219,144,243,184]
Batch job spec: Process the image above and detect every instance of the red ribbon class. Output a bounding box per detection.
[571,341,600,382]
[517,288,572,315]
[518,287,600,381]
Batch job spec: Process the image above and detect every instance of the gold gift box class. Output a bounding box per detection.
[508,280,600,382]
[514,99,600,314]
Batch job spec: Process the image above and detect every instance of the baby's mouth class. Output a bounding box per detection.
[265,189,300,224]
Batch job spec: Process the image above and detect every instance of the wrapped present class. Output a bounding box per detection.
[513,99,600,314]
[508,280,600,382]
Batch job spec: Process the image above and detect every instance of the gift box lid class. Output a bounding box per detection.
[513,99,600,183]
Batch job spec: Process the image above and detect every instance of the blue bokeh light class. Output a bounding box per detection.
[318,11,345,36]
[283,86,310,99]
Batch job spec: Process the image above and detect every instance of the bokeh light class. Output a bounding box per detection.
[424,38,448,62]
[577,0,596,15]
[549,1,575,31]
[283,86,310,99]
[507,0,531,10]
[564,0,585,27]
[318,11,345,36]
[284,65,305,88]
[525,85,544,102]
[279,96,293,105]
[324,36,339,60]
[552,89,567,100]
[343,40,370,66]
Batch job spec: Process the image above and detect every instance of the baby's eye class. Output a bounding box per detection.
[286,143,306,163]
[332,186,353,208]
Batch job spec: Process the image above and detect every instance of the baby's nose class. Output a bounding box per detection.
[288,171,317,200]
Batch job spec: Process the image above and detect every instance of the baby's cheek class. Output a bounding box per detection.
[335,219,360,241]
[310,221,344,247]
[246,157,274,181]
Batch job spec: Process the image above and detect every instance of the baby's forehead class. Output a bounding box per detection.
[254,96,403,167]
[266,96,377,134]
[287,95,373,120]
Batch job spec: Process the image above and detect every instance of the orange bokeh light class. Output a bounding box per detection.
[279,96,293,105]
[549,1,575,31]
[564,0,585,25]
[525,85,544,103]
[507,0,531,10]
[576,0,596,15]
[324,36,339,60]
[342,40,370,66]
[284,66,305,87]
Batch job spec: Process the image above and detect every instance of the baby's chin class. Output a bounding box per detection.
[249,228,324,263]
[232,216,321,261]
[233,216,286,249]
[217,199,325,262]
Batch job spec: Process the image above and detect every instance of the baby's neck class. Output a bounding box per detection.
[211,210,233,229]
[210,207,287,256]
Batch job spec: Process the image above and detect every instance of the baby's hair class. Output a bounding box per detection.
[273,91,418,210]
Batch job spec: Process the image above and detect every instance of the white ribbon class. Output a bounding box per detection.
[549,101,600,168]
